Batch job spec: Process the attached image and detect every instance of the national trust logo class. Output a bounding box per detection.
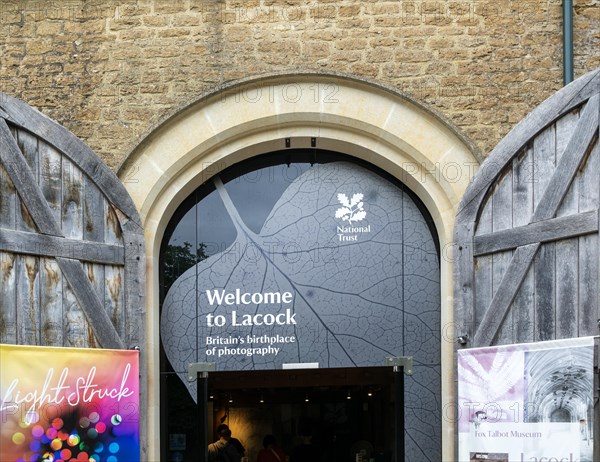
[335,193,366,223]
[335,193,371,242]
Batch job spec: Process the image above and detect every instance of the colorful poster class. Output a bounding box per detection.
[0,344,139,462]
[458,337,595,462]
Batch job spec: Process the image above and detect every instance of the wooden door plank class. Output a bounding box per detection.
[0,163,17,230]
[534,243,556,341]
[474,200,492,331]
[556,110,581,217]
[532,124,556,209]
[512,147,535,343]
[105,203,123,244]
[512,147,535,228]
[83,176,105,243]
[16,196,38,233]
[82,176,112,343]
[0,229,125,265]
[532,121,557,342]
[0,252,17,344]
[578,131,600,215]
[40,258,64,346]
[57,257,125,349]
[473,243,540,345]
[15,129,38,234]
[532,95,599,222]
[39,141,62,224]
[86,261,106,339]
[492,250,515,345]
[554,109,581,339]
[105,204,126,342]
[492,168,513,345]
[121,217,145,347]
[16,129,38,175]
[454,220,477,342]
[0,119,61,236]
[555,237,579,339]
[61,156,84,240]
[105,265,125,338]
[63,269,89,348]
[16,255,40,345]
[473,210,598,255]
[579,135,599,336]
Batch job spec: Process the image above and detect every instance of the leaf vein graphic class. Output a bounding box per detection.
[334,333,395,356]
[249,261,270,369]
[214,177,357,366]
[289,281,405,313]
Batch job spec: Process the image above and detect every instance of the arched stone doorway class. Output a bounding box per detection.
[119,73,480,461]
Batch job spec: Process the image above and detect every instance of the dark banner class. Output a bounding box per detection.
[161,162,439,372]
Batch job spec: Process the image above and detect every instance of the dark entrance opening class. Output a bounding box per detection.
[205,366,397,462]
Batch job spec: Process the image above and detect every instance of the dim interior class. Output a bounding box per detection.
[163,366,397,462]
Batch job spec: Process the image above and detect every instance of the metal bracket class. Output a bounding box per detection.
[385,356,413,376]
[457,334,469,345]
[188,362,216,381]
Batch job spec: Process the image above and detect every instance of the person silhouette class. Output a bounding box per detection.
[216,424,245,457]
[257,434,287,462]
[208,427,242,462]
[290,425,319,462]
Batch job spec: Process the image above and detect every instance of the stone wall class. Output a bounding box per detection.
[1,0,599,169]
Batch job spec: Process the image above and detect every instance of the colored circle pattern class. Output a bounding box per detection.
[10,411,125,462]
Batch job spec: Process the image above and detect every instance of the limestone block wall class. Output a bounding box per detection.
[0,0,598,169]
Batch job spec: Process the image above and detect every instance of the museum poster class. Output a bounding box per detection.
[0,344,140,462]
[458,337,595,462]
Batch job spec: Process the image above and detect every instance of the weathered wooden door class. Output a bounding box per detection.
[454,67,599,347]
[0,93,144,349]
[0,93,146,453]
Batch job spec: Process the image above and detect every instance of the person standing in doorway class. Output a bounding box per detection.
[208,427,242,462]
[290,426,320,462]
[216,424,245,458]
[257,435,287,462]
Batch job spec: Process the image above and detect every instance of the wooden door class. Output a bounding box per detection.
[0,92,146,455]
[454,67,599,347]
